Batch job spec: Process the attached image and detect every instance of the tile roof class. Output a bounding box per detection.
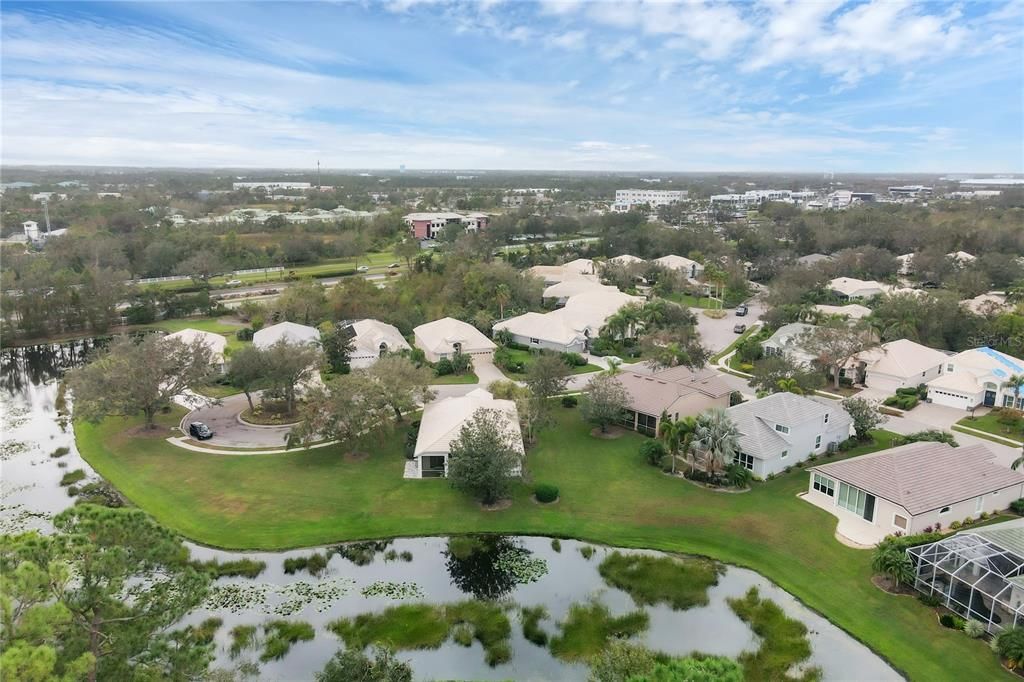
[858,339,950,378]
[811,442,1024,515]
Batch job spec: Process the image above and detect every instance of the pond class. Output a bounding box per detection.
[0,342,901,681]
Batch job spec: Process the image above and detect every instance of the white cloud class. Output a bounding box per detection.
[550,29,587,50]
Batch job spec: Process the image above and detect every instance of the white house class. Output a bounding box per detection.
[652,255,704,281]
[163,328,228,373]
[805,442,1024,545]
[408,388,523,478]
[814,304,872,320]
[962,293,1011,316]
[414,317,496,363]
[852,339,949,393]
[526,263,599,286]
[606,254,646,267]
[828,277,889,300]
[542,279,618,305]
[926,347,1024,409]
[761,322,817,366]
[727,393,852,478]
[493,289,645,354]
[347,319,411,369]
[253,321,321,349]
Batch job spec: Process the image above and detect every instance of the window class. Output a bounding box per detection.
[838,482,875,522]
[947,364,954,372]
[824,413,830,424]
[976,496,984,513]
[734,452,754,471]
[893,514,908,530]
[813,474,835,497]
[774,424,790,434]
[781,450,789,459]
[529,337,540,344]
[1005,395,1016,408]
[939,506,951,515]
[815,435,822,449]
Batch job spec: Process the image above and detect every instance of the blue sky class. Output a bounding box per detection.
[2,0,1022,172]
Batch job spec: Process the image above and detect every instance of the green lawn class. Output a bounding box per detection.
[429,373,479,385]
[957,413,1024,444]
[75,408,1007,681]
[499,348,601,378]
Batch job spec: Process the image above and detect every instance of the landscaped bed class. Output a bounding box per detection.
[497,348,601,377]
[957,411,1024,444]
[74,407,1006,681]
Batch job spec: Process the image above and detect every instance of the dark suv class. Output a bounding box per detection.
[189,422,213,440]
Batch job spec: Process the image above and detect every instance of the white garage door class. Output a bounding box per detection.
[864,371,905,394]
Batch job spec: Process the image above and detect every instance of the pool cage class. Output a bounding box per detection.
[908,531,1024,634]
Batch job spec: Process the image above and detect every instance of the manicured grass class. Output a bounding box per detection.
[598,552,723,610]
[499,348,601,377]
[957,413,1024,444]
[430,372,479,385]
[195,383,243,399]
[952,425,1022,447]
[728,587,819,682]
[74,407,1009,681]
[548,598,649,661]
[147,316,248,354]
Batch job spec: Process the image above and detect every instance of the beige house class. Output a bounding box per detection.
[652,254,704,281]
[852,339,949,393]
[606,254,646,267]
[414,317,496,363]
[542,279,618,305]
[253,321,321,349]
[348,319,411,369]
[163,328,228,373]
[814,303,872,320]
[805,442,1024,545]
[526,259,596,285]
[615,366,732,436]
[408,388,523,478]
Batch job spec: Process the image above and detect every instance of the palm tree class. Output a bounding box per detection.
[776,377,804,395]
[1005,374,1024,412]
[658,414,698,475]
[693,409,741,477]
[494,284,512,321]
[603,358,622,376]
[871,546,914,589]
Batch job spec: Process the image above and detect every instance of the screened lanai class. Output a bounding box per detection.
[908,519,1024,635]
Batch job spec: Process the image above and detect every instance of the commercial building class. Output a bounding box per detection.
[403,212,489,239]
[233,182,312,191]
[612,189,687,213]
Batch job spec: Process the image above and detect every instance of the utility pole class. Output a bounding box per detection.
[317,160,321,191]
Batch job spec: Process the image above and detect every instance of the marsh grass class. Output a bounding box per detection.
[727,587,821,682]
[521,605,549,646]
[446,600,512,666]
[192,557,267,579]
[59,469,86,486]
[229,624,259,659]
[598,552,723,610]
[330,604,450,651]
[260,620,315,662]
[50,446,70,458]
[549,599,649,661]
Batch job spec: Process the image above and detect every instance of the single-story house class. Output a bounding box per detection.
[962,293,1010,316]
[606,254,646,267]
[408,388,523,478]
[347,319,411,369]
[652,254,704,280]
[414,317,496,363]
[814,303,872,320]
[542,279,618,305]
[828,277,889,300]
[615,366,732,436]
[797,253,833,266]
[927,347,1024,410]
[163,328,228,373]
[949,250,976,266]
[728,392,852,478]
[253,321,321,349]
[493,289,645,354]
[761,322,817,366]
[851,339,949,393]
[806,442,1024,542]
[526,259,597,285]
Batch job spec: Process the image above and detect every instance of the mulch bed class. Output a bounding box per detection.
[343,451,369,462]
[871,574,915,596]
[590,426,626,439]
[479,499,513,512]
[531,495,560,506]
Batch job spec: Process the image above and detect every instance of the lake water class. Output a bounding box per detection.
[0,342,901,681]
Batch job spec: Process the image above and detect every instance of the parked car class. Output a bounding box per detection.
[356,265,369,272]
[735,304,748,316]
[225,279,242,286]
[387,262,400,269]
[189,422,213,440]
[733,324,747,334]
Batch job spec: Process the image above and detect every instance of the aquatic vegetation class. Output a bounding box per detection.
[446,535,546,600]
[229,624,259,659]
[204,578,353,616]
[493,548,548,584]
[446,600,513,666]
[192,557,267,579]
[452,623,474,646]
[598,552,723,610]
[579,545,595,560]
[260,619,315,661]
[727,587,822,682]
[59,469,86,487]
[72,481,124,508]
[551,538,561,552]
[0,440,32,461]
[360,581,424,600]
[330,604,450,650]
[333,540,392,566]
[50,446,70,458]
[282,552,328,576]
[520,605,549,646]
[549,598,649,661]
[448,535,488,560]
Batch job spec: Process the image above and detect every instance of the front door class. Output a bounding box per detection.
[984,390,997,407]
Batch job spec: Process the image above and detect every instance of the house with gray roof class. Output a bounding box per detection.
[726,392,851,478]
[806,442,1024,545]
[761,322,817,366]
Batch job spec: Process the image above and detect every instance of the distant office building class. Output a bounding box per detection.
[612,189,687,212]
[959,177,1024,187]
[232,182,312,191]
[710,190,793,208]
[888,185,933,198]
[403,212,489,239]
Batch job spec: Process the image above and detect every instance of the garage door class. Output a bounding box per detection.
[865,372,904,394]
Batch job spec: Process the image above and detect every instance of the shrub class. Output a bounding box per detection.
[838,437,857,451]
[964,620,986,638]
[939,614,957,629]
[434,358,454,376]
[902,429,957,446]
[725,463,752,489]
[918,594,942,608]
[534,483,559,503]
[639,440,668,467]
[1011,498,1024,516]
[962,516,973,525]
[883,396,899,407]
[980,511,990,520]
[450,352,473,375]
[235,327,255,341]
[561,395,578,408]
[996,627,1024,666]
[560,352,587,367]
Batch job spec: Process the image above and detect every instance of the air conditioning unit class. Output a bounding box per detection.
[827,441,840,453]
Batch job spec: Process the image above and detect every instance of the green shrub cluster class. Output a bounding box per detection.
[534,483,559,503]
[561,395,578,408]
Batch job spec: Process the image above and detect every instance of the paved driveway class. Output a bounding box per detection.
[884,409,1022,469]
[693,298,766,354]
[181,392,294,449]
